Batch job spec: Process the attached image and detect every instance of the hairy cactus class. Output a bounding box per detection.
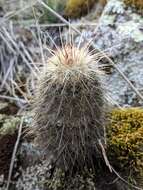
[32,44,106,172]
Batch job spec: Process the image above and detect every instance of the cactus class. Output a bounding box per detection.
[32,44,106,172]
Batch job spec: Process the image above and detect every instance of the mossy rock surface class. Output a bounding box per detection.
[107,108,143,179]
[65,0,96,18]
[124,0,143,12]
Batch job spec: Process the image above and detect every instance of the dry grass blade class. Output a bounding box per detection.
[0,95,28,104]
[32,7,46,66]
[0,58,15,89]
[30,23,98,28]
[0,21,42,108]
[20,42,40,73]
[11,80,30,103]
[0,1,38,25]
[6,117,24,190]
[2,26,38,78]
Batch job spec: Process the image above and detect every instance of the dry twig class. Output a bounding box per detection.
[6,117,24,190]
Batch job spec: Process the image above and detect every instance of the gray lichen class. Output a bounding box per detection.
[16,162,97,190]
[92,0,143,106]
[0,114,20,135]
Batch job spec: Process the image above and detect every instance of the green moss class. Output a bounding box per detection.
[0,114,20,135]
[107,108,143,177]
[124,0,143,12]
[65,0,96,18]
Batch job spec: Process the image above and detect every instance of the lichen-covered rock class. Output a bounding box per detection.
[75,0,143,106]
[16,164,97,190]
[0,115,20,135]
[95,0,143,106]
[107,108,143,187]
[16,160,51,190]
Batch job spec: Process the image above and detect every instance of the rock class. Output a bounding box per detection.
[15,160,52,190]
[75,0,143,107]
[94,0,143,107]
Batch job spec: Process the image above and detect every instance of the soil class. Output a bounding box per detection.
[0,132,17,179]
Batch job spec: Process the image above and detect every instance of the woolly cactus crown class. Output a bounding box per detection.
[42,45,103,83]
